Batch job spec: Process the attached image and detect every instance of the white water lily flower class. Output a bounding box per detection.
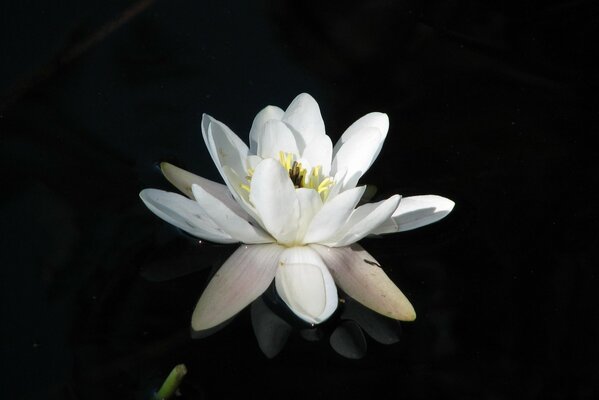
[140,93,454,330]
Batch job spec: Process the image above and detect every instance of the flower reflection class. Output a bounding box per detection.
[251,292,402,359]
[140,93,453,338]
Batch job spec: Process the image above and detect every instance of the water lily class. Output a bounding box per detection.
[140,93,454,331]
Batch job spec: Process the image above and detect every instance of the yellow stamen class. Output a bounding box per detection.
[240,183,250,192]
[266,151,334,200]
[317,177,333,193]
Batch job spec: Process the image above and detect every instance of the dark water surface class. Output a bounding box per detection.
[2,1,598,398]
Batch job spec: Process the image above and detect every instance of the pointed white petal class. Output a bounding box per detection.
[191,244,284,331]
[192,184,273,244]
[249,159,300,245]
[139,189,236,243]
[160,162,248,218]
[257,119,299,160]
[294,188,323,243]
[325,168,347,201]
[371,195,455,234]
[331,127,384,189]
[282,93,325,152]
[311,244,416,321]
[301,134,333,175]
[333,112,389,155]
[249,105,285,154]
[246,155,262,171]
[328,195,401,247]
[302,186,366,244]
[221,165,261,220]
[202,114,249,179]
[275,246,338,324]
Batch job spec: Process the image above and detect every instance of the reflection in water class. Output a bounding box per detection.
[254,291,401,359]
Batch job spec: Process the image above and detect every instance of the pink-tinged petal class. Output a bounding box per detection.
[311,244,416,321]
[139,189,236,244]
[282,93,325,152]
[275,246,338,324]
[191,244,284,331]
[249,105,284,154]
[191,184,273,244]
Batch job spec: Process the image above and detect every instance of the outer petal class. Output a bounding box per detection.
[372,195,455,234]
[301,134,333,175]
[191,244,284,331]
[249,105,284,154]
[327,195,401,247]
[275,246,338,324]
[282,93,325,152]
[139,189,236,243]
[311,244,416,321]
[302,186,366,244]
[160,162,248,219]
[257,119,299,160]
[249,159,300,245]
[333,112,389,155]
[191,184,274,244]
[331,127,384,189]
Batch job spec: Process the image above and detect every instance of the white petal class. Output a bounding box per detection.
[295,188,323,242]
[249,105,285,154]
[333,112,389,155]
[311,244,415,321]
[301,134,333,175]
[257,119,299,160]
[372,195,455,234]
[282,93,325,152]
[328,195,401,247]
[331,127,384,189]
[302,186,366,244]
[249,159,300,245]
[275,246,338,324]
[202,114,249,179]
[221,165,261,220]
[160,162,248,219]
[191,244,284,331]
[192,184,274,244]
[139,189,236,243]
[246,155,262,171]
[325,168,347,201]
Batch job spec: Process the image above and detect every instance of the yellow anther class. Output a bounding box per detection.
[273,151,334,200]
[312,165,321,177]
[317,177,333,193]
[240,183,250,192]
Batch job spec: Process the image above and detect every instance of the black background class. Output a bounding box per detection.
[2,0,598,398]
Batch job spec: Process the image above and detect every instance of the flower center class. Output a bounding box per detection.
[241,151,334,200]
[277,152,334,199]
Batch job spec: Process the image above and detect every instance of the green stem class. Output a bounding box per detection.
[154,364,187,400]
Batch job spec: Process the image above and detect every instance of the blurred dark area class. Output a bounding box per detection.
[1,0,598,398]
